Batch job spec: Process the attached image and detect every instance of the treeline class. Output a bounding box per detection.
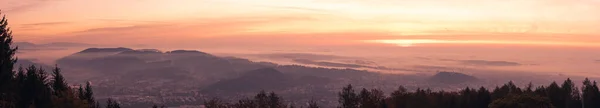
[204,78,600,108]
[0,11,121,108]
[380,78,600,108]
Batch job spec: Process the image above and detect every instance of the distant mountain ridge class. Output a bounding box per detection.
[79,47,133,53]
[56,47,276,78]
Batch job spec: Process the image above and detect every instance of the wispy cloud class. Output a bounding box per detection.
[49,15,320,45]
[17,21,71,31]
[92,19,169,24]
[21,22,70,26]
[73,24,170,34]
[0,0,59,13]
[252,5,330,13]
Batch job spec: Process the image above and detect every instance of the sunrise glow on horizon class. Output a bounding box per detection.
[1,0,599,47]
[368,39,600,47]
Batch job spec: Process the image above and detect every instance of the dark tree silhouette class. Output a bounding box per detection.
[489,94,554,108]
[52,65,68,96]
[0,11,97,108]
[267,92,286,108]
[204,98,229,108]
[18,66,53,108]
[84,82,96,107]
[307,99,320,108]
[339,84,359,108]
[0,10,18,107]
[105,98,121,108]
[582,78,600,108]
[561,78,582,108]
[233,98,257,108]
[358,88,384,108]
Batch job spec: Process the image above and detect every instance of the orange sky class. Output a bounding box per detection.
[1,0,600,47]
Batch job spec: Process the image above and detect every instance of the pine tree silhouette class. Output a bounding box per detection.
[0,10,18,108]
[339,84,359,108]
[84,82,96,107]
[106,98,121,108]
[52,65,68,97]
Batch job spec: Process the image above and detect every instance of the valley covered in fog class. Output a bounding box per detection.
[14,42,600,107]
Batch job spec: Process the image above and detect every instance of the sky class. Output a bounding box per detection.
[3,0,600,77]
[1,0,600,47]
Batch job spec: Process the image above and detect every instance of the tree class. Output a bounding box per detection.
[204,98,228,108]
[84,82,96,108]
[358,88,384,108]
[18,66,53,108]
[390,86,408,108]
[0,10,18,107]
[106,98,121,108]
[546,82,564,108]
[0,11,97,108]
[50,65,89,108]
[255,91,269,108]
[338,84,359,108]
[267,92,286,108]
[307,99,320,108]
[476,87,491,108]
[0,9,17,89]
[253,90,286,108]
[78,85,85,100]
[561,78,581,108]
[582,78,600,108]
[489,94,554,108]
[233,98,257,108]
[525,82,534,93]
[52,65,68,96]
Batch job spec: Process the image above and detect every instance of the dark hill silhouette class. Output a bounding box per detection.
[166,50,210,54]
[55,47,404,105]
[116,49,164,61]
[57,48,145,73]
[57,48,273,79]
[57,47,134,68]
[79,47,133,53]
[428,71,479,84]
[85,56,146,73]
[119,49,162,55]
